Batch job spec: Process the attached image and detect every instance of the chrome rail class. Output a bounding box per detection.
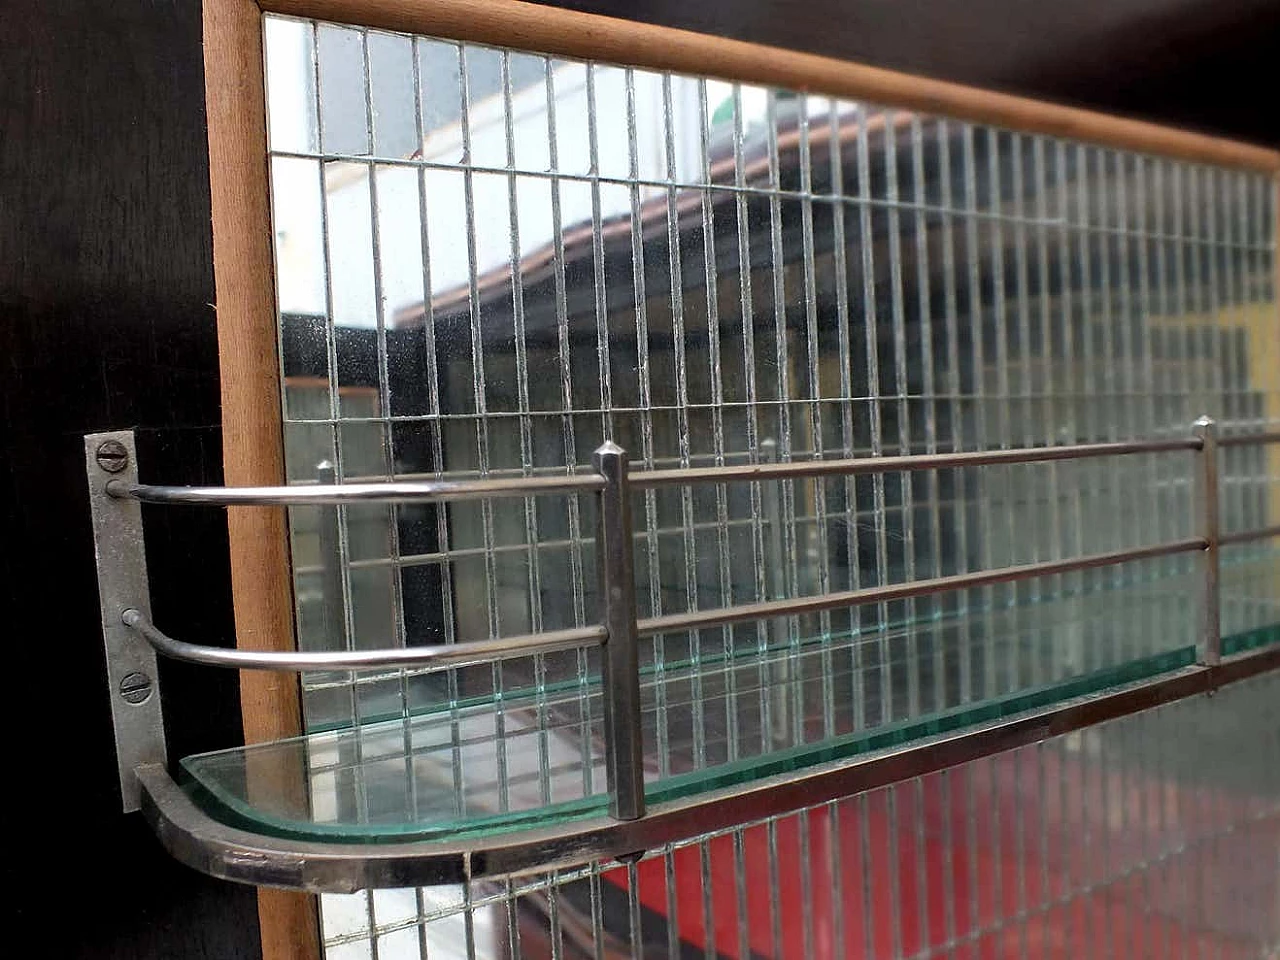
[1218,430,1280,448]
[106,436,1201,506]
[94,419,1280,834]
[110,472,605,505]
[1222,524,1280,546]
[122,610,606,672]
[631,437,1203,489]
[634,539,1208,638]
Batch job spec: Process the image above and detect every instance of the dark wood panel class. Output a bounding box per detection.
[0,0,262,956]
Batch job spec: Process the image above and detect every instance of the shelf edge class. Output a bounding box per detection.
[138,644,1280,892]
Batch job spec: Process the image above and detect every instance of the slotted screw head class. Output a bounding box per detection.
[119,671,153,705]
[96,440,130,473]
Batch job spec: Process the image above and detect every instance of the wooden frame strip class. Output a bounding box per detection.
[203,1,321,957]
[262,0,1280,172]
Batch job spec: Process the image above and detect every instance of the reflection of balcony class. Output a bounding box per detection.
[386,105,1262,362]
[393,107,943,345]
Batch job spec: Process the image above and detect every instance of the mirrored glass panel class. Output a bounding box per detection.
[255,12,1280,960]
[260,12,1279,823]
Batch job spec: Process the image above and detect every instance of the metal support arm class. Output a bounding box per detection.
[122,609,606,672]
[90,422,1280,874]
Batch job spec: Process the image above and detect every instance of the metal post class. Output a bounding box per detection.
[761,438,790,746]
[316,460,355,821]
[1194,416,1221,666]
[593,442,646,820]
[316,461,346,656]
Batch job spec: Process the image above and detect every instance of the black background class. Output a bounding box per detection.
[1,1,1276,956]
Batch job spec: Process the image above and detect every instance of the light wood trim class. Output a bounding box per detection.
[203,0,321,957]
[261,0,1280,172]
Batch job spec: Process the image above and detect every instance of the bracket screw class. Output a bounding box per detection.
[96,440,130,474]
[119,671,153,705]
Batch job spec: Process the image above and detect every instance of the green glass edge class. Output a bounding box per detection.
[183,643,1199,845]
[1221,622,1280,657]
[305,549,1223,735]
[177,774,609,847]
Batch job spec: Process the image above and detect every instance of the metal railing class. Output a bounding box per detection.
[106,417,1280,823]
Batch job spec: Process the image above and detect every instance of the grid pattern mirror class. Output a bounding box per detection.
[259,11,1280,958]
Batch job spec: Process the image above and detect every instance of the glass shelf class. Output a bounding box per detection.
[184,642,1199,843]
[179,549,1280,846]
[188,642,1204,845]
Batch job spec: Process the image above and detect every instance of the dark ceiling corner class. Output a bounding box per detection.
[1007,0,1280,145]
[536,0,1280,146]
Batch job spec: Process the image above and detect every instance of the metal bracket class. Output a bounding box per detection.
[86,430,166,811]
